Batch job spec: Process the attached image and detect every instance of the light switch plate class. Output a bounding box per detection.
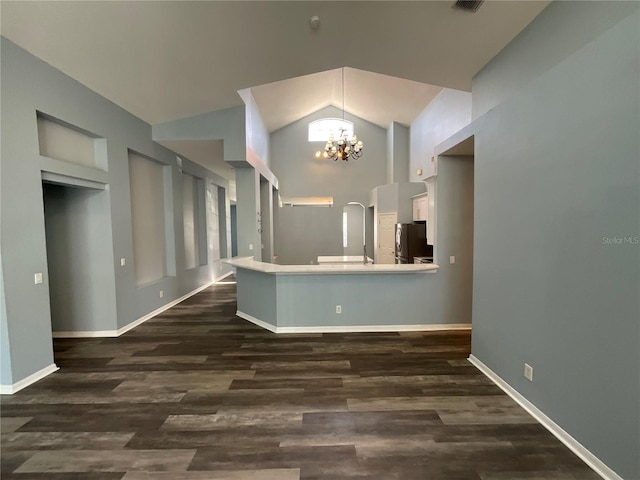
[449,256,456,264]
[120,258,126,267]
[249,244,254,251]
[524,363,534,381]
[34,272,43,284]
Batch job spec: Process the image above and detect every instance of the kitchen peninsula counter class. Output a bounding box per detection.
[224,256,439,275]
[221,257,470,334]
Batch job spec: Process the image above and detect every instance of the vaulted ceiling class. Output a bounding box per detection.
[1,0,549,175]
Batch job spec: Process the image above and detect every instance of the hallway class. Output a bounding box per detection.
[1,279,597,479]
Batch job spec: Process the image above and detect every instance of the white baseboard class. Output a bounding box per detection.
[52,277,228,339]
[215,271,234,282]
[52,330,118,338]
[236,310,470,334]
[236,311,278,333]
[0,363,59,395]
[468,354,623,480]
[277,323,472,334]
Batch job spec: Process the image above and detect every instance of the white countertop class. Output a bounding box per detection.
[224,256,439,275]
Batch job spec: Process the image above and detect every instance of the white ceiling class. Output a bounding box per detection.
[1,0,549,176]
[251,67,444,132]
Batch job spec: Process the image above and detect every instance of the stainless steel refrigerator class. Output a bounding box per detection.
[395,223,432,264]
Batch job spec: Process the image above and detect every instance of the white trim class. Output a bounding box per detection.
[52,330,117,338]
[468,354,623,480]
[277,323,471,334]
[236,311,278,333]
[0,363,59,395]
[51,276,232,339]
[236,310,470,334]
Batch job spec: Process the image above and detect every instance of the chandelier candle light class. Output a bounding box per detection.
[316,68,364,161]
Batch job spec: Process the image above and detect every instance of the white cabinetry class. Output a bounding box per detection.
[412,193,428,222]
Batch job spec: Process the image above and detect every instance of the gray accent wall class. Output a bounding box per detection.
[271,106,386,265]
[410,89,472,181]
[387,122,410,183]
[0,37,232,387]
[470,3,639,478]
[471,1,640,121]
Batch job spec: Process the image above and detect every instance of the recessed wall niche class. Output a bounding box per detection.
[36,112,107,171]
[128,151,174,286]
[182,172,207,269]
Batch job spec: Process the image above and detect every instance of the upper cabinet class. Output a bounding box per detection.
[412,193,428,222]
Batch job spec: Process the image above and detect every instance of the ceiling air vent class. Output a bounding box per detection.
[453,0,484,12]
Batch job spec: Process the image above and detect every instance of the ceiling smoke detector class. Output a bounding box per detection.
[309,16,321,30]
[453,0,484,12]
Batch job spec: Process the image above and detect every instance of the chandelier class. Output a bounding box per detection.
[317,68,364,161]
[324,130,363,161]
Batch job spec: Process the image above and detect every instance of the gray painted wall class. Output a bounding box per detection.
[0,37,232,387]
[152,106,247,165]
[275,273,443,328]
[387,122,410,183]
[236,268,277,326]
[0,253,11,385]
[410,89,472,181]
[238,88,270,168]
[271,106,386,265]
[235,167,261,260]
[260,177,274,262]
[230,205,238,257]
[153,96,278,265]
[470,4,639,478]
[472,1,640,121]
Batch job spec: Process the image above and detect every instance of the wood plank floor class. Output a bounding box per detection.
[1,277,599,479]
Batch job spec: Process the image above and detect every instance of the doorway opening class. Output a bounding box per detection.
[42,180,116,338]
[435,134,474,324]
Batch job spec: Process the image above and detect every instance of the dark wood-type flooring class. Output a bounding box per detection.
[1,277,599,479]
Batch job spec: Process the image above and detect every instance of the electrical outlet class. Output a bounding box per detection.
[450,256,456,264]
[336,305,342,314]
[249,244,254,251]
[524,363,534,382]
[159,290,164,298]
[34,272,43,284]
[120,258,126,267]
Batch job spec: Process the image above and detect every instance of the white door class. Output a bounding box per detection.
[377,212,397,264]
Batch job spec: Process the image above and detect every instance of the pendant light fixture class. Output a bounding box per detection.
[323,68,364,161]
